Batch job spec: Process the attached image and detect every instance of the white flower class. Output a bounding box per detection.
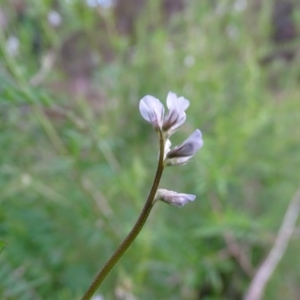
[139,92,189,136]
[165,129,203,166]
[155,189,196,207]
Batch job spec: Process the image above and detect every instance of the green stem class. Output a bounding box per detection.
[81,132,165,300]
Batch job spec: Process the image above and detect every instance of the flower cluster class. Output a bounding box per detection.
[139,91,203,207]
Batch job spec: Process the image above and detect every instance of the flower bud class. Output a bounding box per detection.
[154,189,196,207]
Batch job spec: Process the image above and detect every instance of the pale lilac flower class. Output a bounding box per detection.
[139,95,165,130]
[165,129,203,166]
[48,10,62,27]
[162,92,190,137]
[139,92,189,136]
[155,189,196,207]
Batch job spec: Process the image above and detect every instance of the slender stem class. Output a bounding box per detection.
[81,132,165,300]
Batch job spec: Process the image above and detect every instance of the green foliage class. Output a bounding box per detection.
[1,0,300,299]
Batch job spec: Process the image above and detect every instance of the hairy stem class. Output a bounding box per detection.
[81,132,165,300]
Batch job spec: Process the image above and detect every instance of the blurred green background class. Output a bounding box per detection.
[1,0,300,299]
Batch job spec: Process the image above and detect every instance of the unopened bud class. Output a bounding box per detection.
[154,189,196,207]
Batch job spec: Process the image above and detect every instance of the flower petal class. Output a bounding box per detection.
[164,139,171,159]
[139,95,165,129]
[163,109,186,136]
[166,129,203,159]
[165,155,192,166]
[163,92,190,136]
[166,92,190,111]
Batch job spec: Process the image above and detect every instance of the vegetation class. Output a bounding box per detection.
[1,1,300,299]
